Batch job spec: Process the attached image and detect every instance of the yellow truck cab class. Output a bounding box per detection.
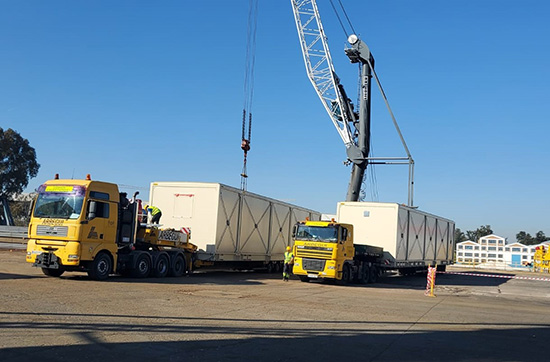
[26,176,195,280]
[292,219,382,284]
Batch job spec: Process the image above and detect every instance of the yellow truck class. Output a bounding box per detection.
[292,202,455,283]
[292,219,382,283]
[26,176,196,280]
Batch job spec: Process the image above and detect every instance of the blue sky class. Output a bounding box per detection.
[1,1,549,242]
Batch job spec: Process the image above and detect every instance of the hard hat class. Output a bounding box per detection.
[286,246,291,251]
[143,204,149,210]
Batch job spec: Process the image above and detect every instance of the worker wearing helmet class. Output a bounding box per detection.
[144,204,162,224]
[283,246,294,281]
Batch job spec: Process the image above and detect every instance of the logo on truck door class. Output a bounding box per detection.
[87,227,98,239]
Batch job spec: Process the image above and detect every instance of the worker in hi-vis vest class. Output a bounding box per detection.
[144,204,162,224]
[283,246,294,281]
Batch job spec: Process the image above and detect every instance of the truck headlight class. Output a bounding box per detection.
[68,254,79,260]
[294,263,300,267]
[328,266,335,270]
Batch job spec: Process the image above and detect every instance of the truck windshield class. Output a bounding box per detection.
[295,225,338,242]
[33,185,86,219]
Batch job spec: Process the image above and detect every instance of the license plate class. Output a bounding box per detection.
[307,274,319,278]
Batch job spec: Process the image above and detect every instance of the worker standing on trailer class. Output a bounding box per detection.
[283,246,294,281]
[144,204,162,224]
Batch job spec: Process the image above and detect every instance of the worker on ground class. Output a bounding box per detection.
[144,204,162,224]
[283,246,294,281]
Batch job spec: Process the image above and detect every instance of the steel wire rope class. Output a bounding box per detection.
[240,0,259,191]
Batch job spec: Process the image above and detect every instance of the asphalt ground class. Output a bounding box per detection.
[1,249,550,362]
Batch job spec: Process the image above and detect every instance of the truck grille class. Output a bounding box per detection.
[295,245,333,259]
[302,258,326,272]
[36,225,68,237]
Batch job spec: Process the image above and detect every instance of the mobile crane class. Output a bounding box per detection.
[290,1,454,283]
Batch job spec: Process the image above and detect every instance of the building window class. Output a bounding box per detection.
[465,253,473,257]
[474,253,479,257]
[465,246,473,250]
[458,245,464,250]
[498,254,503,259]
[505,248,510,252]
[458,252,463,256]
[523,248,527,252]
[474,246,479,250]
[512,248,521,252]
[488,240,496,244]
[488,247,497,251]
[498,240,504,245]
[480,239,487,244]
[457,258,463,262]
[498,247,503,251]
[481,246,486,251]
[481,253,486,257]
[481,259,487,263]
[522,255,528,260]
[488,253,496,258]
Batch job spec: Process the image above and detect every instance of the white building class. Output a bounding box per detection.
[455,234,550,267]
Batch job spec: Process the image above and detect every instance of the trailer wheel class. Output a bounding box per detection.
[169,254,186,277]
[88,252,112,281]
[132,253,151,278]
[42,268,65,278]
[266,262,274,273]
[153,254,170,278]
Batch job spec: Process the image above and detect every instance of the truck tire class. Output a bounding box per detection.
[87,252,112,281]
[42,268,65,278]
[369,266,379,283]
[299,275,310,283]
[153,253,170,278]
[341,264,352,284]
[358,264,368,284]
[436,264,447,272]
[132,253,152,278]
[169,254,186,277]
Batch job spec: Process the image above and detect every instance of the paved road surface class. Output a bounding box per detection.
[1,250,549,362]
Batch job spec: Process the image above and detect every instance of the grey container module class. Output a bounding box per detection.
[149,182,321,263]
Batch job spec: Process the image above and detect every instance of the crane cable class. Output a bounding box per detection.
[240,0,259,192]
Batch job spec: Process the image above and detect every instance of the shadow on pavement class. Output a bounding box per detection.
[0,312,548,362]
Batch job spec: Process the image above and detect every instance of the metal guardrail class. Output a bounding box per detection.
[0,225,28,239]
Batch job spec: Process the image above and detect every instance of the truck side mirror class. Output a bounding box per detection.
[87,201,97,220]
[292,225,298,238]
[28,197,36,218]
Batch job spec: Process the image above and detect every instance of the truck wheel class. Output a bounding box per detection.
[299,276,310,283]
[169,254,186,277]
[358,265,368,284]
[153,254,170,278]
[42,268,65,278]
[88,252,112,281]
[370,266,379,283]
[266,262,274,273]
[341,264,351,284]
[132,253,151,278]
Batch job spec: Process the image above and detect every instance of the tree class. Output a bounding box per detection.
[516,231,536,245]
[454,228,467,243]
[535,231,550,243]
[465,225,493,242]
[0,128,40,198]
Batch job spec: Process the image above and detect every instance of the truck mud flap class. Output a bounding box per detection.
[34,252,60,269]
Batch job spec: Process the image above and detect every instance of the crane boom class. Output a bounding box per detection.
[291,0,374,201]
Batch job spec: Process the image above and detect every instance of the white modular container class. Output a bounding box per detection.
[336,202,455,267]
[149,182,321,262]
